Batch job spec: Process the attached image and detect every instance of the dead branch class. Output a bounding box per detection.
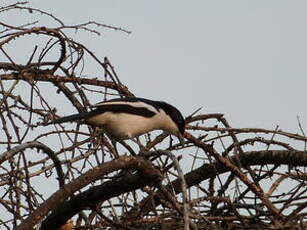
[1,2,307,230]
[15,156,162,230]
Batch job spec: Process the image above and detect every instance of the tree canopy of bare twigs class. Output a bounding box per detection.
[1,2,307,230]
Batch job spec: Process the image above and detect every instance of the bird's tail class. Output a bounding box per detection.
[46,110,100,125]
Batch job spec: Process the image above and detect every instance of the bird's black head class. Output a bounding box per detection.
[131,97,185,136]
[158,101,185,135]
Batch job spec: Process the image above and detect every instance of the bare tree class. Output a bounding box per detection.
[1,2,307,230]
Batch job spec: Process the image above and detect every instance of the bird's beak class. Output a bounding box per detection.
[177,133,185,147]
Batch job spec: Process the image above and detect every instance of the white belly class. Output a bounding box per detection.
[86,112,160,140]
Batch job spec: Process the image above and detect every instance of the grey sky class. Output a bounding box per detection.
[16,1,307,131]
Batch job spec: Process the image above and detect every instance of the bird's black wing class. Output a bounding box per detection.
[93,104,156,117]
[47,103,157,125]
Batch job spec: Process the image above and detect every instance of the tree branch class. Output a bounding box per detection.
[126,148,307,219]
[14,156,162,230]
[0,72,133,97]
[0,141,64,188]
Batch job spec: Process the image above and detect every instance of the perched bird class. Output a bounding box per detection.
[47,97,185,145]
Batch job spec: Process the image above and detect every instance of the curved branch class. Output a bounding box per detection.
[187,125,307,142]
[15,156,162,230]
[38,148,307,227]
[41,167,162,230]
[126,148,307,219]
[0,27,66,72]
[0,141,64,188]
[185,132,280,218]
[41,28,66,74]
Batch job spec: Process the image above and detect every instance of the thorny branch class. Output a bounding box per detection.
[1,2,307,230]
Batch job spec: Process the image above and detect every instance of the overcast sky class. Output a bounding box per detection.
[11,1,307,132]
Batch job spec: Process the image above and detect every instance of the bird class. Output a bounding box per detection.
[47,97,185,146]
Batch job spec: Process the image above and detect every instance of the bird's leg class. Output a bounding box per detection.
[133,137,149,153]
[117,140,136,156]
[112,139,137,178]
[134,137,145,151]
[169,135,174,148]
[110,138,120,158]
[98,130,119,158]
